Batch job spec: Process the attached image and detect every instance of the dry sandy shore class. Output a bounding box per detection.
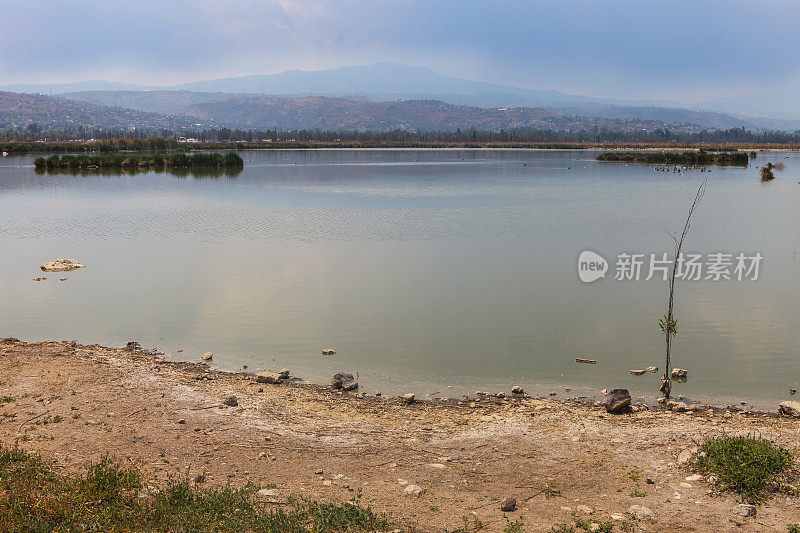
[1,338,798,532]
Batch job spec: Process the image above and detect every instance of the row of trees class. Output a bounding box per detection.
[3,125,800,145]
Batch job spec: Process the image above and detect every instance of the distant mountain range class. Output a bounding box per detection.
[2,63,797,131]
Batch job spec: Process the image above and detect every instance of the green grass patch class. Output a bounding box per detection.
[0,445,392,532]
[693,435,796,502]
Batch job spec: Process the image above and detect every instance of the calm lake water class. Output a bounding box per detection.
[1,149,798,409]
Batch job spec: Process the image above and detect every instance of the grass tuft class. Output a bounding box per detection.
[0,444,392,532]
[694,435,795,502]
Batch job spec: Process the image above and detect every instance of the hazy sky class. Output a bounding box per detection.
[1,0,798,102]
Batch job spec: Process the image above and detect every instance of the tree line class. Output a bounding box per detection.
[3,124,800,145]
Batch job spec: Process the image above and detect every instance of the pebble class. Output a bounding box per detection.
[258,452,268,459]
[511,385,524,395]
[610,513,626,521]
[629,369,647,376]
[402,393,416,404]
[576,504,593,514]
[685,474,703,482]
[404,484,424,496]
[677,448,695,464]
[733,504,756,517]
[627,505,653,520]
[321,348,336,355]
[222,396,238,407]
[646,477,655,484]
[177,419,186,424]
[201,352,213,361]
[256,372,282,384]
[500,497,517,512]
[680,482,693,488]
[256,488,279,500]
[647,366,658,373]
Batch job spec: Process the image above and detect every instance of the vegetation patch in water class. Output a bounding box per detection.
[34,152,244,171]
[596,150,749,166]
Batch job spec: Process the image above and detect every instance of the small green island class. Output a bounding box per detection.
[33,152,244,171]
[596,150,749,166]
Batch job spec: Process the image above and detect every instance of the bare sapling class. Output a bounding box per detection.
[660,178,707,400]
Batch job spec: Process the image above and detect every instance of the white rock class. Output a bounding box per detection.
[201,352,213,361]
[677,448,694,464]
[256,488,279,499]
[627,505,653,520]
[685,474,703,482]
[576,504,593,514]
[404,484,424,496]
[610,514,626,521]
[733,504,756,517]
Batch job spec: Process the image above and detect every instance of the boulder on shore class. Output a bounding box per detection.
[256,372,282,384]
[601,389,632,413]
[41,259,85,272]
[779,401,800,418]
[331,372,355,389]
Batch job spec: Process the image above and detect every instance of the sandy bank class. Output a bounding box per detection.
[1,338,798,531]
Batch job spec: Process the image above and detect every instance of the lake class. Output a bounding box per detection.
[1,149,798,409]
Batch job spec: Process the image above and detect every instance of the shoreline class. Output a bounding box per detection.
[2,337,799,531]
[4,140,800,155]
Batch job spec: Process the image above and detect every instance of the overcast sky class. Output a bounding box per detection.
[1,0,798,102]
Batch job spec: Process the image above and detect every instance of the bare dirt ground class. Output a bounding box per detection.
[1,338,798,532]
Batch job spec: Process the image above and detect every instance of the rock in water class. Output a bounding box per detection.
[500,497,517,512]
[40,258,85,272]
[647,366,659,373]
[201,352,213,361]
[601,389,631,413]
[511,385,524,395]
[779,401,800,418]
[321,348,336,355]
[331,372,355,389]
[629,369,647,376]
[278,369,290,379]
[671,368,688,378]
[256,372,281,384]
